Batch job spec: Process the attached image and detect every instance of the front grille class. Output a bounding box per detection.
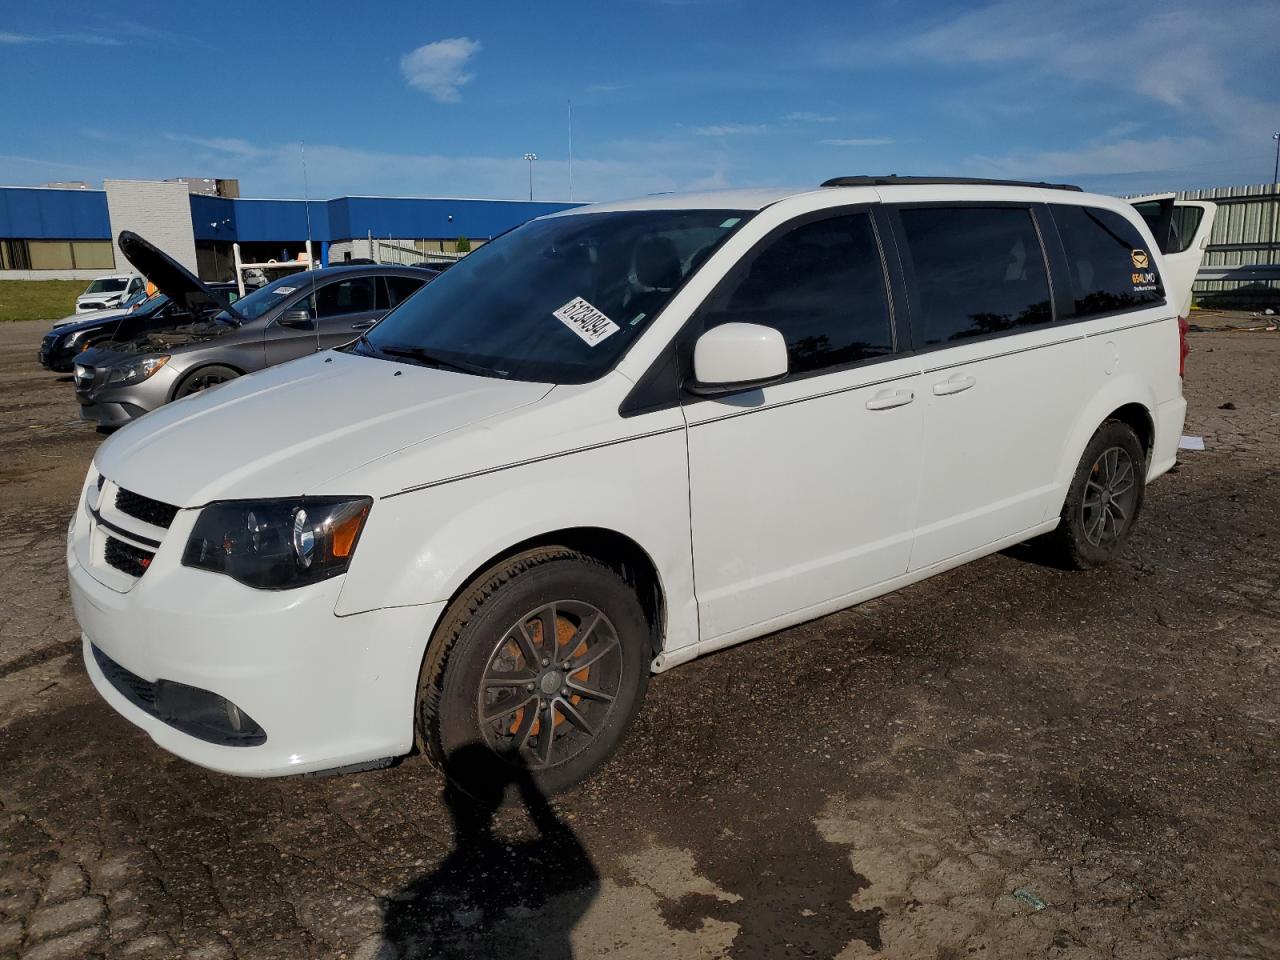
[116,488,179,529]
[104,536,154,578]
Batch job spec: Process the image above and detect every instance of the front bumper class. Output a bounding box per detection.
[78,399,150,428]
[75,365,179,426]
[68,476,446,776]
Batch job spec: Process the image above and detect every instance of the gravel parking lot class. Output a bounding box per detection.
[0,318,1276,960]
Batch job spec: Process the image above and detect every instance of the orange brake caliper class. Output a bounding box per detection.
[510,615,591,736]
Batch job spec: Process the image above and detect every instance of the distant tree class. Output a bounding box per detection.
[456,236,472,254]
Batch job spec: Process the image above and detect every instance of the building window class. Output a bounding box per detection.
[0,240,32,270]
[2,239,114,270]
[71,240,115,270]
[27,241,74,270]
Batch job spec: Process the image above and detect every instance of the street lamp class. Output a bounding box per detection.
[1270,133,1279,266]
[523,152,537,201]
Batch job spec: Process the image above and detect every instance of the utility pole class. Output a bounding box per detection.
[523,153,537,201]
[568,100,574,201]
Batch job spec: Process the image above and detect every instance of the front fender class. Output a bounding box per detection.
[335,426,699,654]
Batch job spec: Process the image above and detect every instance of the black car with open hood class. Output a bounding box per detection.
[39,231,244,372]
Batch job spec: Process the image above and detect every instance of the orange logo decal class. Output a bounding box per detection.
[1131,249,1149,269]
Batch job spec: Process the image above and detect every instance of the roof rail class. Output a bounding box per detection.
[821,175,1082,192]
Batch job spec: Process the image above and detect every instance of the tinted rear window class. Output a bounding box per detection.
[898,207,1052,346]
[1052,205,1164,318]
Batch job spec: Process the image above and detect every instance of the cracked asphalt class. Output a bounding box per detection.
[0,317,1277,959]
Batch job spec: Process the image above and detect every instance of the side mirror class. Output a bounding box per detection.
[687,322,788,396]
[279,308,314,329]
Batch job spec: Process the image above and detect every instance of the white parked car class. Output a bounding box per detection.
[68,176,1204,792]
[52,288,150,328]
[76,273,145,313]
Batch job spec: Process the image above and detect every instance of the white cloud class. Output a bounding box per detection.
[819,0,1278,186]
[872,0,1275,135]
[966,136,1217,178]
[47,130,748,204]
[0,30,121,45]
[784,111,836,123]
[819,137,894,147]
[400,37,482,103]
[691,123,771,137]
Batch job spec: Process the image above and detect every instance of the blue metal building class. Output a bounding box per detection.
[0,183,581,279]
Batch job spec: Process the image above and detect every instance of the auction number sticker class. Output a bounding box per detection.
[553,297,620,346]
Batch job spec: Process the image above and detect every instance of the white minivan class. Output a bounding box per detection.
[68,177,1201,792]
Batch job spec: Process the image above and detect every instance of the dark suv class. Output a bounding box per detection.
[74,233,437,427]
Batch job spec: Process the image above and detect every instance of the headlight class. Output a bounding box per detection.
[106,354,170,384]
[182,497,372,589]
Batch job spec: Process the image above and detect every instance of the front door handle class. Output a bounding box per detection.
[350,319,377,331]
[933,374,976,396]
[865,388,915,411]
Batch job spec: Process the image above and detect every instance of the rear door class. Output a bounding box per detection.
[1128,194,1216,317]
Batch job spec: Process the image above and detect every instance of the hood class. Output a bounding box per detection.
[117,231,241,320]
[94,351,553,506]
[52,308,130,331]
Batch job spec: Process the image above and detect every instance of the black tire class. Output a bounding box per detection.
[418,547,650,796]
[1043,420,1147,569]
[174,364,240,398]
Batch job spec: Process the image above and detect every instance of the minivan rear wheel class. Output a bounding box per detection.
[175,364,240,398]
[417,547,650,796]
[1044,421,1147,569]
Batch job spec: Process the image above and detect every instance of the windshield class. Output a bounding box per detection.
[357,209,751,383]
[214,272,308,323]
[85,278,128,294]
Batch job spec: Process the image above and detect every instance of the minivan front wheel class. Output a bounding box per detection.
[1046,421,1147,569]
[418,547,650,795]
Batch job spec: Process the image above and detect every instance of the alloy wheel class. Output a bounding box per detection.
[180,372,232,396]
[477,600,623,769]
[1082,446,1138,547]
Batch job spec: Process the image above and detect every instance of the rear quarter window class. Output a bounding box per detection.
[1052,205,1164,319]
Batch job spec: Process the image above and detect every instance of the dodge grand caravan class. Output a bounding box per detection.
[68,176,1202,792]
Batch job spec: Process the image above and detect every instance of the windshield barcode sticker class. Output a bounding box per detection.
[553,297,619,347]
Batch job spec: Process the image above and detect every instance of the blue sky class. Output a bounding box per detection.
[1,0,1276,201]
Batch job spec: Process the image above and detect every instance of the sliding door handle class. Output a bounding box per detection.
[933,374,976,396]
[865,389,915,411]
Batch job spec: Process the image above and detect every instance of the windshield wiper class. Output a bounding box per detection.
[376,343,496,377]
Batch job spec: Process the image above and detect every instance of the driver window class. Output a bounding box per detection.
[707,213,894,375]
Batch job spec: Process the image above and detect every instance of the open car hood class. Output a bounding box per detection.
[117,231,242,321]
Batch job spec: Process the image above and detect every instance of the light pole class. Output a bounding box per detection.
[1270,133,1279,266]
[523,152,537,201]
